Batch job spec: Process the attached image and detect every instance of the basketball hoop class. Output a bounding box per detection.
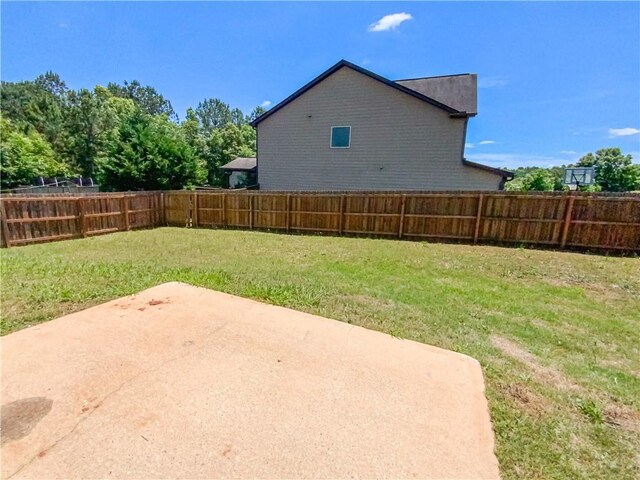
[563,167,595,190]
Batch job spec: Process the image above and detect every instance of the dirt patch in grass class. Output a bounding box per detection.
[502,383,550,417]
[492,335,640,435]
[491,335,583,393]
[603,404,640,433]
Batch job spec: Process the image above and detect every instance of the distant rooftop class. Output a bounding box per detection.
[219,157,257,171]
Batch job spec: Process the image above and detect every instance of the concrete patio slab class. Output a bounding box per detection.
[1,282,499,479]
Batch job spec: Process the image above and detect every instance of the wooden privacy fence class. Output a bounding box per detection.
[0,192,162,247]
[1,191,639,252]
[165,191,640,252]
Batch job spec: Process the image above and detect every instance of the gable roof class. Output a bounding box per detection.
[250,60,468,127]
[219,157,257,171]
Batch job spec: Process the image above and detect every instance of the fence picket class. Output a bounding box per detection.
[474,194,484,243]
[0,201,11,248]
[1,191,637,252]
[398,195,406,239]
[560,195,575,248]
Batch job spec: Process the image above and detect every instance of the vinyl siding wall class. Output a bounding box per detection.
[257,67,502,191]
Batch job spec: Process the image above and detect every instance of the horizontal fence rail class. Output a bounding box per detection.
[1,191,638,252]
[165,191,640,253]
[0,192,162,247]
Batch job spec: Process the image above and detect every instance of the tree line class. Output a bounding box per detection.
[1,72,266,191]
[505,148,639,192]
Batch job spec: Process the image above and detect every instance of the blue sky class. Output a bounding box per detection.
[2,1,639,169]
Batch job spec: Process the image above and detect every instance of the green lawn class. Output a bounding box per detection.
[1,228,639,479]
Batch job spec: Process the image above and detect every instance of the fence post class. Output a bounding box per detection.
[159,192,165,226]
[560,195,575,249]
[364,195,371,233]
[0,201,11,248]
[339,195,345,235]
[121,196,130,231]
[78,198,88,238]
[473,194,484,243]
[222,194,227,227]
[286,194,291,233]
[192,193,199,228]
[249,195,254,229]
[398,194,407,239]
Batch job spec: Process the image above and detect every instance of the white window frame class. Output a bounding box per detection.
[330,126,351,149]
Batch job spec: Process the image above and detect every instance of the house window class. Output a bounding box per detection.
[330,126,351,148]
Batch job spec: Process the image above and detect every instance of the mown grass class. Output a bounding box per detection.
[1,228,638,479]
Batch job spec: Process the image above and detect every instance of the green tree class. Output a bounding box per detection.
[96,109,205,191]
[205,123,255,185]
[577,148,640,192]
[0,118,70,189]
[1,79,68,156]
[505,168,557,191]
[521,169,555,191]
[239,124,256,153]
[246,106,267,123]
[181,108,206,152]
[106,80,176,120]
[35,71,68,98]
[230,107,245,127]
[64,88,112,176]
[195,98,232,135]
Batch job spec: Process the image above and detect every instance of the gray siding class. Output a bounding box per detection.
[257,66,502,191]
[397,74,477,115]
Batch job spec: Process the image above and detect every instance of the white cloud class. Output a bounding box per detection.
[260,100,271,108]
[368,12,413,32]
[478,77,508,88]
[465,143,475,149]
[478,140,496,145]
[560,150,577,155]
[58,22,69,28]
[608,128,640,137]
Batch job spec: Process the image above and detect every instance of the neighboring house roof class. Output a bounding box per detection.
[250,60,471,127]
[396,74,477,116]
[219,157,257,171]
[462,159,514,179]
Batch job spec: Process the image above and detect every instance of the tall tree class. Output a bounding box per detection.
[195,98,232,134]
[0,80,68,155]
[181,108,209,164]
[97,109,205,191]
[64,88,110,176]
[106,80,176,120]
[230,107,245,127]
[577,148,640,192]
[34,71,68,99]
[246,105,266,123]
